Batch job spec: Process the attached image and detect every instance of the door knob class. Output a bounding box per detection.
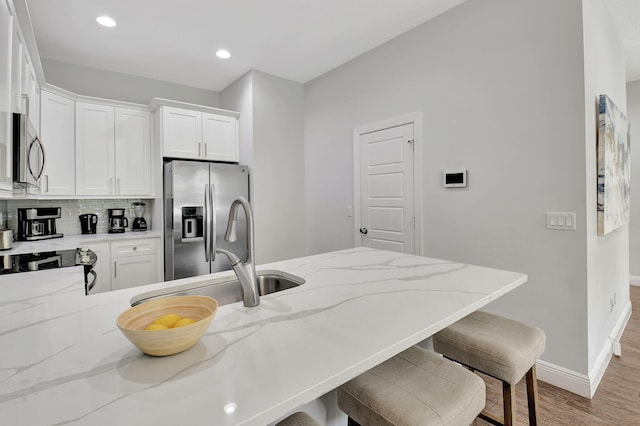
[360,227,368,235]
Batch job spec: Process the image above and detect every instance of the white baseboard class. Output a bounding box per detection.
[630,275,640,286]
[537,300,632,398]
[536,360,591,398]
[588,300,631,396]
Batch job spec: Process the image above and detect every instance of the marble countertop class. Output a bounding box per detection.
[3,230,162,255]
[0,248,526,425]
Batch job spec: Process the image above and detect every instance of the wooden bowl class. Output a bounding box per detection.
[116,295,218,356]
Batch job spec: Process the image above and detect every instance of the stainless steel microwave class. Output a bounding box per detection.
[12,113,45,186]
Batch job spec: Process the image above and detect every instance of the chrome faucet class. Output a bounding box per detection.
[215,197,259,307]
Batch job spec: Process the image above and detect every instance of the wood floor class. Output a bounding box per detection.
[477,285,640,425]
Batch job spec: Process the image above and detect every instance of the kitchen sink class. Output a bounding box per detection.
[131,270,305,307]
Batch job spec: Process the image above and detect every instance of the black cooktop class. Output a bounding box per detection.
[0,248,97,274]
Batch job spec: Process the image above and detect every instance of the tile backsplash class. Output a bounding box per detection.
[6,199,154,236]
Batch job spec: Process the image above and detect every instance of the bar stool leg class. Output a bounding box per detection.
[526,366,539,426]
[347,417,361,426]
[503,381,516,426]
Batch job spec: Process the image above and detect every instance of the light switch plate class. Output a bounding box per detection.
[546,212,576,231]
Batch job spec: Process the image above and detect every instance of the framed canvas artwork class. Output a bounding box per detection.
[597,94,631,236]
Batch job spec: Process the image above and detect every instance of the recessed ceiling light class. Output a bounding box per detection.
[96,16,117,27]
[216,49,231,59]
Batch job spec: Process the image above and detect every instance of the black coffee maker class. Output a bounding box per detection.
[108,208,128,233]
[79,214,98,234]
[17,207,63,241]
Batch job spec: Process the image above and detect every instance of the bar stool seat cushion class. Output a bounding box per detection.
[276,412,320,426]
[433,311,546,384]
[337,346,485,426]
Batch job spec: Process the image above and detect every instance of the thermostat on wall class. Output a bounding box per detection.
[443,169,467,188]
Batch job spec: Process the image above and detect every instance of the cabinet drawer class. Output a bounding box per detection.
[111,238,159,257]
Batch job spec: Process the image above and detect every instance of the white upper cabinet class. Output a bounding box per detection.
[9,25,21,114]
[76,101,151,196]
[40,90,74,195]
[115,108,151,195]
[162,106,201,159]
[0,0,13,194]
[22,54,38,129]
[202,112,238,162]
[161,105,238,162]
[76,102,114,195]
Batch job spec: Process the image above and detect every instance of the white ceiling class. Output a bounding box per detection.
[605,0,640,82]
[25,0,467,92]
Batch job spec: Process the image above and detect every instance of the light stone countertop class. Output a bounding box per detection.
[0,247,527,425]
[2,230,162,255]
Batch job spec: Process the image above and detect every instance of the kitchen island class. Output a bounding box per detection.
[0,248,526,425]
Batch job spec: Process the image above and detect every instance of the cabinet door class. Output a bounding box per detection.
[76,102,114,195]
[0,2,12,194]
[40,90,75,195]
[202,113,238,162]
[10,28,21,113]
[25,65,38,129]
[112,254,159,291]
[83,242,111,294]
[115,108,151,195]
[162,106,201,159]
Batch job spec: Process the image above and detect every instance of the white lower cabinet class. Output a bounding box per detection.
[111,238,160,291]
[85,237,161,294]
[84,242,111,294]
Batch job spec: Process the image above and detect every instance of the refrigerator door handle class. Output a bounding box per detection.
[210,183,217,261]
[204,184,210,262]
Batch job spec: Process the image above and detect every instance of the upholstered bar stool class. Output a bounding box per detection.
[276,412,320,426]
[432,311,546,426]
[337,345,485,425]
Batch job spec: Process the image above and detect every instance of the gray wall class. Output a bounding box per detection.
[220,72,254,169]
[221,71,306,264]
[582,0,630,376]
[304,0,590,374]
[627,79,640,278]
[41,58,220,106]
[252,71,306,262]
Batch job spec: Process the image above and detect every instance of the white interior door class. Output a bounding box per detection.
[359,123,415,253]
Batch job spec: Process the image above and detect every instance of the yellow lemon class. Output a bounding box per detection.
[152,313,182,328]
[174,318,196,328]
[145,323,169,331]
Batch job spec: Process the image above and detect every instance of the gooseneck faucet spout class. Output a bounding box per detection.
[215,197,259,307]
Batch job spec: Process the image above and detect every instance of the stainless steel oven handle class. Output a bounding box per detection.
[86,269,97,293]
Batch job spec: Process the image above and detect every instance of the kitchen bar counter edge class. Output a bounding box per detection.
[0,247,527,426]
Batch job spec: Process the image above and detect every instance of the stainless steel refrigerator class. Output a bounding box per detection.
[164,160,250,280]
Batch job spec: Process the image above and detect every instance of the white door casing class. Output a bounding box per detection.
[354,113,422,255]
